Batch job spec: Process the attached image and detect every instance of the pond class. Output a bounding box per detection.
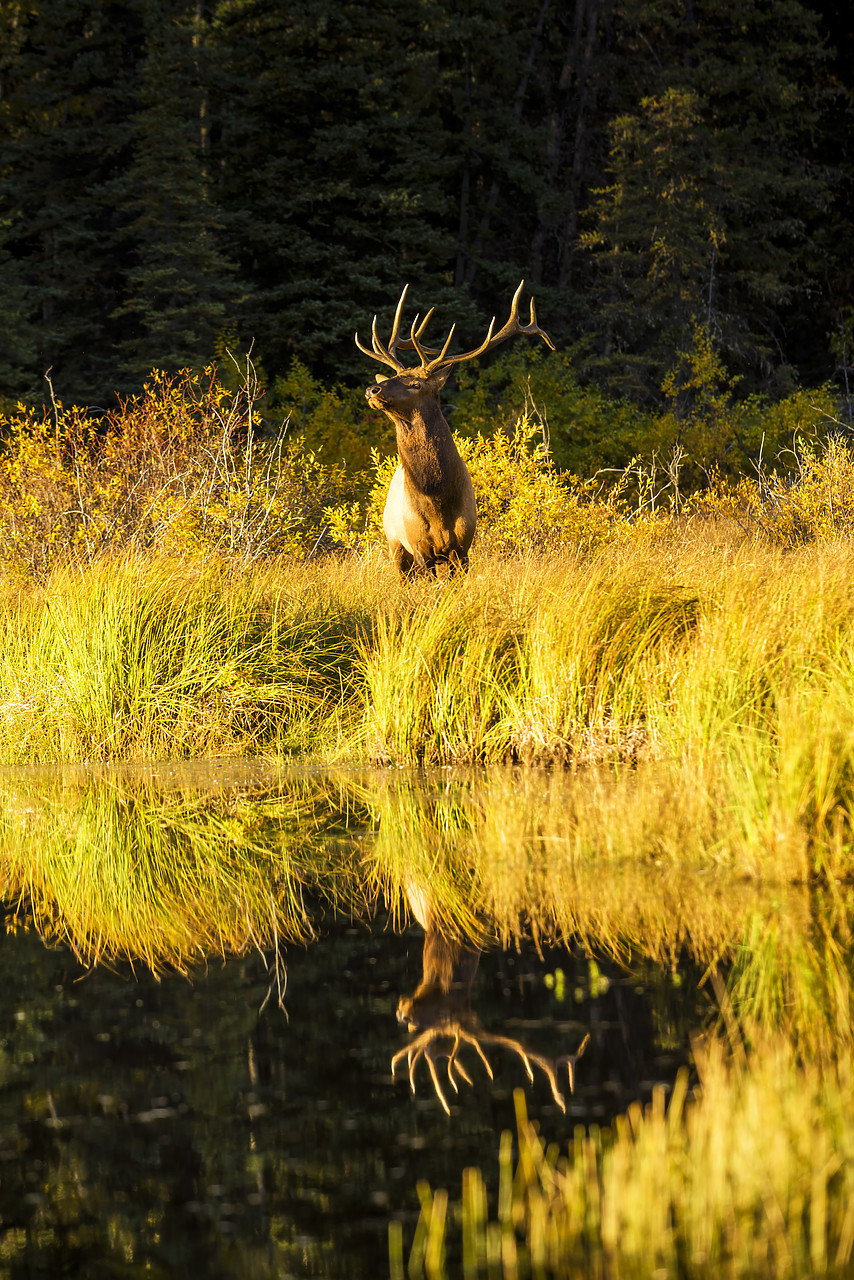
[0,762,850,1278]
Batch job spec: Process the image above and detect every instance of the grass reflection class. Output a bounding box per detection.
[0,765,364,974]
[0,762,851,1058]
[352,766,854,1062]
[1,763,853,1277]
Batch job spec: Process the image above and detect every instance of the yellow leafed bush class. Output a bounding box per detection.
[693,434,854,546]
[0,366,351,577]
[0,359,852,584]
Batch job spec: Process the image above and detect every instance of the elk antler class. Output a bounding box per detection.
[356,281,554,376]
[420,279,554,375]
[355,284,438,373]
[391,1022,589,1117]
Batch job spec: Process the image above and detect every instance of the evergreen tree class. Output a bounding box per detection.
[207,0,574,380]
[0,0,849,410]
[579,0,832,397]
[112,0,238,382]
[784,0,854,396]
[209,0,459,381]
[580,87,727,398]
[0,0,145,403]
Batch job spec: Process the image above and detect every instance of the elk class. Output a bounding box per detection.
[393,881,588,1115]
[356,281,554,576]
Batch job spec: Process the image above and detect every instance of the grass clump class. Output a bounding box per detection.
[4,534,854,817]
[0,557,357,762]
[399,1042,854,1279]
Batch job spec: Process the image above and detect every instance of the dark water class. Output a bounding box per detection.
[0,763,711,1278]
[0,919,707,1277]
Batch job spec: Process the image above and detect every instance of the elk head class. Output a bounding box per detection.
[356,282,554,577]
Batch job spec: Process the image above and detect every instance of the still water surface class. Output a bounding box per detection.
[0,762,746,1276]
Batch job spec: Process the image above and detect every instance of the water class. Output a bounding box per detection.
[0,761,823,1277]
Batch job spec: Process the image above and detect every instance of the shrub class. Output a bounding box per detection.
[0,366,351,578]
[450,346,662,477]
[692,433,854,546]
[272,358,384,475]
[449,337,840,490]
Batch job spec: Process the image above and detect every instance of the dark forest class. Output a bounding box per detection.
[0,0,852,421]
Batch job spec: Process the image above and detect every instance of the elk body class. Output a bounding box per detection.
[356,281,554,576]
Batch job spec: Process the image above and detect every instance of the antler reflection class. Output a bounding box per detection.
[393,878,589,1115]
[392,1019,589,1116]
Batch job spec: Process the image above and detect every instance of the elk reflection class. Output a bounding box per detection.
[393,883,588,1115]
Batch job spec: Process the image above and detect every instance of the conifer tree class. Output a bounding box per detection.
[112,0,237,383]
[579,0,831,397]
[207,0,459,380]
[0,0,146,402]
[0,0,849,410]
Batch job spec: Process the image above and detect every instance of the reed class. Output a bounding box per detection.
[404,1041,854,1279]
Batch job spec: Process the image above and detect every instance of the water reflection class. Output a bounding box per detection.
[1,760,849,1057]
[394,880,589,1115]
[0,761,850,1276]
[0,915,701,1277]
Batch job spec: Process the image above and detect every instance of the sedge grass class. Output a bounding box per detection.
[401,1040,854,1279]
[1,532,854,774]
[0,554,366,762]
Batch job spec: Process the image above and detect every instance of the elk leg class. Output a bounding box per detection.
[413,549,437,577]
[389,541,415,576]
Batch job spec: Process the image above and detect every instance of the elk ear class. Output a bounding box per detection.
[429,366,452,391]
[374,374,389,384]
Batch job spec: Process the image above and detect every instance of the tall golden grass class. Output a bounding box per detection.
[2,537,854,895]
[398,1046,854,1280]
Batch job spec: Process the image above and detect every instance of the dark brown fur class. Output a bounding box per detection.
[366,368,476,575]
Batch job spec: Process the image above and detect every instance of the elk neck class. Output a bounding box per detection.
[389,397,460,497]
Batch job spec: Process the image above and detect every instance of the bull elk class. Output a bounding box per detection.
[393,881,588,1115]
[356,281,554,576]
